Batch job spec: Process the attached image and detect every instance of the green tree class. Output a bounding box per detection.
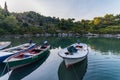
[103,14,114,25]
[2,15,18,33]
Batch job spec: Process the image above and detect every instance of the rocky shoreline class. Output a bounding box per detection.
[1,33,120,38]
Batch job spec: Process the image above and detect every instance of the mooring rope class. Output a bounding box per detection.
[0,61,10,77]
[0,64,7,76]
[6,61,10,76]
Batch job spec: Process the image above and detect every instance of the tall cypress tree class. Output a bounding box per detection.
[4,1,9,16]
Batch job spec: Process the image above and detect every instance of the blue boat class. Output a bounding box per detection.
[0,43,35,63]
[3,41,50,69]
[0,52,13,62]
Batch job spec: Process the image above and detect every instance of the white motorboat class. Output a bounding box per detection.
[0,41,11,50]
[58,41,89,68]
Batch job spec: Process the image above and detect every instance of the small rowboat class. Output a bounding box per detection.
[0,43,35,63]
[58,41,89,68]
[0,41,11,50]
[3,42,50,69]
[8,52,50,80]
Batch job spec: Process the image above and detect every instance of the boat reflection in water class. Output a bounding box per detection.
[58,57,87,80]
[0,63,10,77]
[8,51,50,80]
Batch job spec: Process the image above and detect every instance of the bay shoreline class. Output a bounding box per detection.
[0,33,120,39]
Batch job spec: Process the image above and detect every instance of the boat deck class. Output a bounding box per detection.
[58,43,88,59]
[6,46,48,61]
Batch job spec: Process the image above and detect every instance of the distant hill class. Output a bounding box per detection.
[0,2,120,35]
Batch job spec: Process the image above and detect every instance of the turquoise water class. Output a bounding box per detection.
[0,37,120,80]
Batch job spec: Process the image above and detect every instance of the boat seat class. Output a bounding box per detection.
[14,54,30,58]
[41,46,47,49]
[30,49,42,54]
[22,54,31,58]
[15,48,23,51]
[14,54,24,58]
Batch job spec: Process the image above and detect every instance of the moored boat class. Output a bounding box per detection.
[0,43,35,63]
[58,40,89,68]
[3,41,50,69]
[0,41,11,50]
[8,51,50,80]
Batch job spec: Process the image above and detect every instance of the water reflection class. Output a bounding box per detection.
[8,51,50,80]
[0,37,120,80]
[58,57,88,80]
[0,63,10,77]
[48,37,120,55]
[1,36,120,53]
[87,38,120,54]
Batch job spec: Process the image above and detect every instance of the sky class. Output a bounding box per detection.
[0,0,120,21]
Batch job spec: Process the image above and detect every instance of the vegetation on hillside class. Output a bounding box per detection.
[0,2,120,35]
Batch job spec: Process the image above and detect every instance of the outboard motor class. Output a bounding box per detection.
[41,41,48,49]
[29,39,32,44]
[44,41,48,45]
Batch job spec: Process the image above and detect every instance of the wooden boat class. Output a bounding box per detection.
[3,42,50,69]
[8,52,50,80]
[0,43,35,63]
[58,41,89,68]
[0,41,11,50]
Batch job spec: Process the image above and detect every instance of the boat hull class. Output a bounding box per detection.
[5,49,49,69]
[64,55,87,67]
[0,54,12,63]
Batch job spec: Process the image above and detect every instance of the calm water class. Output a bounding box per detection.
[0,37,120,80]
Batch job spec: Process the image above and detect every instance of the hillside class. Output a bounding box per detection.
[0,3,120,35]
